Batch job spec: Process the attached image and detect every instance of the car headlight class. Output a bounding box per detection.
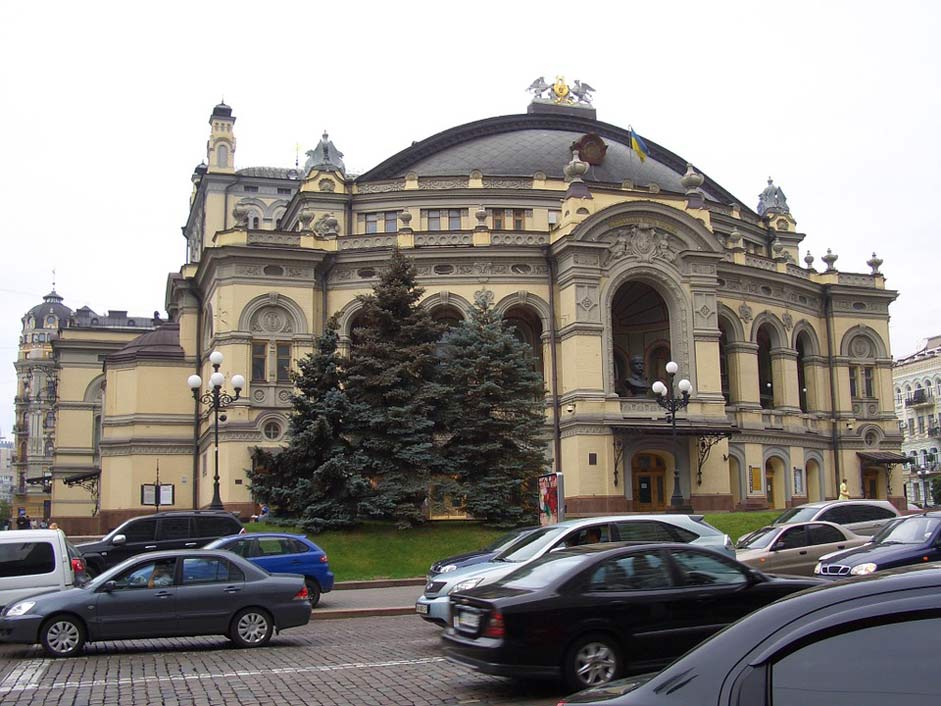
[450,577,484,594]
[440,564,458,574]
[5,601,35,617]
[850,562,878,576]
[813,562,822,574]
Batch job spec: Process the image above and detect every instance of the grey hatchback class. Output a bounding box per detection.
[0,549,311,657]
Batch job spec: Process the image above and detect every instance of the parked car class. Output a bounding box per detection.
[754,499,899,540]
[0,548,311,657]
[417,515,734,626]
[427,526,539,580]
[735,520,868,575]
[205,532,334,606]
[444,542,821,692]
[814,511,941,578]
[557,563,941,705]
[77,511,244,574]
[0,529,82,611]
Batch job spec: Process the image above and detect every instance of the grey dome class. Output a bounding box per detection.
[357,112,747,209]
[26,290,72,328]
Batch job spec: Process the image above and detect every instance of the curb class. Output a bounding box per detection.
[333,578,425,590]
[311,606,417,620]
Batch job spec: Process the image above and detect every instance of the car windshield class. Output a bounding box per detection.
[736,526,778,550]
[873,516,941,545]
[482,527,535,553]
[497,554,588,589]
[773,507,820,524]
[493,526,567,563]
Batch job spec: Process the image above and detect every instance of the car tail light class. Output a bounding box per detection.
[320,554,328,563]
[293,586,309,601]
[71,558,85,573]
[482,610,504,638]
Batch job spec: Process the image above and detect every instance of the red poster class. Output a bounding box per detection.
[538,472,564,525]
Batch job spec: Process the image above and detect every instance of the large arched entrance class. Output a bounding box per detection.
[504,305,545,380]
[612,282,671,397]
[631,452,668,511]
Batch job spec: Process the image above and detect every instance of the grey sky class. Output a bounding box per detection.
[1,1,939,438]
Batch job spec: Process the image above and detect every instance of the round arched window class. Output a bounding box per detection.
[263,421,282,440]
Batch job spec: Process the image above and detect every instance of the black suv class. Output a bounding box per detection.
[77,511,243,575]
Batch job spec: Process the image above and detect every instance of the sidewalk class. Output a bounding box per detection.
[311,578,426,620]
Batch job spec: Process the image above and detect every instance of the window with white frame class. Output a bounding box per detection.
[426,209,462,230]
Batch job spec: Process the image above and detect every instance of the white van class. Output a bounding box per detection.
[0,529,77,610]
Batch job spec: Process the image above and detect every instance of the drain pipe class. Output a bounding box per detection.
[544,246,562,473]
[191,286,204,509]
[824,285,842,495]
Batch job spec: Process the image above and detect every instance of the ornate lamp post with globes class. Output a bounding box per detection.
[187,351,245,511]
[651,361,693,510]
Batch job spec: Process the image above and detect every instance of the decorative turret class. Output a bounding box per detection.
[206,101,236,173]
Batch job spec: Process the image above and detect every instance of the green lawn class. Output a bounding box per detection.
[249,510,782,581]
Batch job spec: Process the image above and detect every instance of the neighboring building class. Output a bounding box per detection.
[0,439,14,505]
[39,84,905,533]
[12,291,156,524]
[894,336,941,506]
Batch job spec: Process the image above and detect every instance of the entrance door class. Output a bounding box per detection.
[862,469,879,499]
[632,454,667,511]
[766,469,775,507]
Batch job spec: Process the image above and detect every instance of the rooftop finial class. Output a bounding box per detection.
[757,177,790,217]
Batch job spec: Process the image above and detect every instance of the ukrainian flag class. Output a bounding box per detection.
[628,127,650,163]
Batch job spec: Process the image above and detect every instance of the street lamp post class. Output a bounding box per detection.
[651,361,693,510]
[187,351,245,511]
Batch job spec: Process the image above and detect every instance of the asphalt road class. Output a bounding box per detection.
[0,615,563,706]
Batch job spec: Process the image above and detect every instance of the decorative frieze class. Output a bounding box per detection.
[482,177,533,189]
[720,276,821,311]
[602,224,680,268]
[417,177,469,190]
[357,180,406,193]
[247,232,301,247]
[745,255,776,271]
[414,232,472,246]
[491,232,548,246]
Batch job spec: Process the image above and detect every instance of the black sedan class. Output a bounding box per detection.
[0,549,311,657]
[443,543,821,692]
[559,564,941,705]
[815,511,941,578]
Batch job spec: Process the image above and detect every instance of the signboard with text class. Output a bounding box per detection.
[140,484,174,507]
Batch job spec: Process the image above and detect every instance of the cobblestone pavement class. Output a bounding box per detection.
[0,615,563,706]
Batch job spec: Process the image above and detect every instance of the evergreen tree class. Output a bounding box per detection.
[439,291,548,526]
[247,321,367,531]
[343,249,447,528]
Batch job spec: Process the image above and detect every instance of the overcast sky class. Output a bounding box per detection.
[1,1,939,438]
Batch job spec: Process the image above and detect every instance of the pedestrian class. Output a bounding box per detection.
[839,478,850,500]
[16,513,28,530]
[48,522,59,531]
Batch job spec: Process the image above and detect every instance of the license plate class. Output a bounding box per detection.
[456,610,479,630]
[415,602,429,615]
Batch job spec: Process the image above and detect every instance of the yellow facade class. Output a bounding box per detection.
[31,95,905,532]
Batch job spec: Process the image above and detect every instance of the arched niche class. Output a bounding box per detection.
[602,263,694,397]
[840,325,888,359]
[83,374,106,403]
[502,303,546,380]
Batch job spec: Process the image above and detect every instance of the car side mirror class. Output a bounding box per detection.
[102,580,116,593]
[111,534,126,546]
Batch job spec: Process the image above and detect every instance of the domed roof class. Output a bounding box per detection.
[108,322,184,363]
[26,290,72,326]
[357,112,747,209]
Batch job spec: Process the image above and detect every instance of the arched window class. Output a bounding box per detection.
[718,318,733,404]
[216,144,229,168]
[249,305,295,384]
[504,306,544,379]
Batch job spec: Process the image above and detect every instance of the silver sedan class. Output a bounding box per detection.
[735,521,868,575]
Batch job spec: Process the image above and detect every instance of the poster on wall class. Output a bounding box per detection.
[538,472,564,526]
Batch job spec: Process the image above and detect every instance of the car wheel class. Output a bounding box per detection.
[40,615,86,658]
[229,608,273,648]
[563,633,621,692]
[305,579,322,608]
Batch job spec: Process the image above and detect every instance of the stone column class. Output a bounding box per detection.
[770,347,801,413]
